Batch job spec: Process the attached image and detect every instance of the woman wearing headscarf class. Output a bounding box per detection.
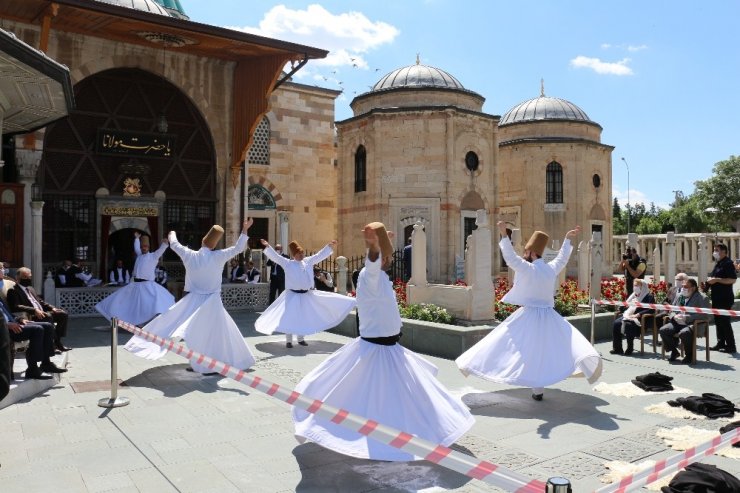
[610,278,655,355]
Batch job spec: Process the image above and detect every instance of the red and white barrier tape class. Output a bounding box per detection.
[592,299,739,317]
[117,320,546,492]
[593,427,740,492]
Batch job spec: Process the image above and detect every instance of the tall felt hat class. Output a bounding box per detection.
[140,235,150,248]
[288,240,304,257]
[202,225,224,249]
[365,222,394,264]
[525,231,549,257]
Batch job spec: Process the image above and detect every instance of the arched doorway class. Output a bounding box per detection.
[38,68,217,273]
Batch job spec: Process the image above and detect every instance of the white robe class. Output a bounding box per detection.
[255,245,356,336]
[456,237,602,388]
[124,232,256,374]
[292,253,474,461]
[95,240,175,325]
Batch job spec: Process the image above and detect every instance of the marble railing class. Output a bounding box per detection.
[54,282,270,317]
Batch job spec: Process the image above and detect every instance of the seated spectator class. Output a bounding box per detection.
[245,261,261,284]
[8,267,72,353]
[0,262,16,304]
[313,265,334,292]
[154,260,168,287]
[77,261,103,287]
[610,278,655,355]
[1,295,66,379]
[657,273,689,319]
[227,258,246,283]
[658,278,710,364]
[108,259,131,286]
[55,259,85,287]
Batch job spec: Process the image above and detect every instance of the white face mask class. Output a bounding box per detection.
[712,251,720,261]
[680,288,689,297]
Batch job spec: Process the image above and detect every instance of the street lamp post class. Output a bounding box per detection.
[620,157,630,234]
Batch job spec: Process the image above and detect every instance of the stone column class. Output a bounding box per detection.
[31,200,44,293]
[469,210,493,321]
[589,232,603,301]
[652,244,661,284]
[336,256,348,295]
[577,239,590,291]
[697,235,709,284]
[278,211,290,248]
[665,232,676,283]
[15,147,43,268]
[409,222,427,285]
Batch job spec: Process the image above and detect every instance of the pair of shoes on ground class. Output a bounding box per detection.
[668,349,681,362]
[719,347,737,354]
[286,341,309,348]
[25,362,67,379]
[609,348,634,355]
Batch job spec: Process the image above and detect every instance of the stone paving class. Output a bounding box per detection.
[1,312,738,493]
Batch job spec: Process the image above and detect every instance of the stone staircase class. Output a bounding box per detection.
[0,348,69,410]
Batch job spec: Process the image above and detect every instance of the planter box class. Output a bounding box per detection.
[330,310,617,360]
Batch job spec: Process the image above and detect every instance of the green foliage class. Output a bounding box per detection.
[669,194,711,233]
[694,155,740,231]
[399,303,454,324]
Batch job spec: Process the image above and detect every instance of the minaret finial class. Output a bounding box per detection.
[416,53,420,65]
[540,78,545,97]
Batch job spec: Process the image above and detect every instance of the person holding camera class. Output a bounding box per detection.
[619,247,646,296]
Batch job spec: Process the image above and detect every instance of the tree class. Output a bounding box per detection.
[694,155,740,231]
[612,198,626,235]
[669,194,710,233]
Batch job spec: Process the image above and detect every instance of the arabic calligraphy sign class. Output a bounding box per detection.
[96,128,175,158]
[101,206,158,217]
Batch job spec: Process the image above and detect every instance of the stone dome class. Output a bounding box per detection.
[372,62,465,92]
[93,0,172,17]
[500,95,592,126]
[152,0,189,19]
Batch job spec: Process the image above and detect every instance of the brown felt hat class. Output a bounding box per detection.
[525,231,549,257]
[288,240,304,257]
[365,222,394,264]
[202,225,224,249]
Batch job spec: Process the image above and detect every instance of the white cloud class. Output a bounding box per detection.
[570,56,634,75]
[600,43,612,49]
[612,187,665,209]
[627,44,648,52]
[227,4,399,69]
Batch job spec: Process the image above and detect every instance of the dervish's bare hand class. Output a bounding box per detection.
[162,237,169,245]
[243,218,253,233]
[387,231,395,240]
[134,231,141,238]
[260,239,269,247]
[497,221,508,236]
[566,225,581,240]
[329,240,338,248]
[362,226,379,247]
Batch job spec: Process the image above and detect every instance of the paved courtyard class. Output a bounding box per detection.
[1,312,738,492]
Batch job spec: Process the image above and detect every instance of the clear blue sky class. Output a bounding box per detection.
[184,0,740,209]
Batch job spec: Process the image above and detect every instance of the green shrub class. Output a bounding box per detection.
[400,303,454,324]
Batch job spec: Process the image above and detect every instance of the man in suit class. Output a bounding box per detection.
[8,267,71,353]
[1,295,66,379]
[658,278,710,364]
[266,243,289,303]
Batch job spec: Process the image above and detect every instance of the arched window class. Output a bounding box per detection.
[546,161,563,204]
[248,116,270,165]
[354,145,367,193]
[247,184,276,210]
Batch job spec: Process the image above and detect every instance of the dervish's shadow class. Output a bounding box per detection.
[463,387,627,439]
[255,340,344,358]
[122,363,249,398]
[291,442,472,492]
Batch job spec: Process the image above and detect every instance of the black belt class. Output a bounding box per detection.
[361,333,402,346]
[134,278,147,283]
[290,289,309,293]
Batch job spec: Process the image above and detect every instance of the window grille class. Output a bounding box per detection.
[248,117,270,165]
[546,161,563,204]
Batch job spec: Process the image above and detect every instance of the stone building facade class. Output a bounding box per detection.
[337,63,613,282]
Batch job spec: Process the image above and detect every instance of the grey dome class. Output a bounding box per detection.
[94,0,171,17]
[500,96,592,125]
[373,63,465,91]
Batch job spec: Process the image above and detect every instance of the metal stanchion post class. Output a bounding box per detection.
[98,317,130,408]
[546,476,572,492]
[590,298,596,345]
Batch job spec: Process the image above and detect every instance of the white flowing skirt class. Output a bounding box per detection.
[292,338,474,461]
[456,306,602,388]
[95,281,175,325]
[255,290,356,336]
[123,292,256,374]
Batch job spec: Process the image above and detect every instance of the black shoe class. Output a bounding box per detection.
[719,347,737,354]
[185,366,195,372]
[298,340,308,346]
[668,350,680,362]
[25,367,53,380]
[609,349,624,355]
[203,372,220,376]
[531,393,543,401]
[56,344,72,352]
[286,342,293,348]
[710,344,726,351]
[681,356,692,364]
[624,348,634,356]
[40,362,67,374]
